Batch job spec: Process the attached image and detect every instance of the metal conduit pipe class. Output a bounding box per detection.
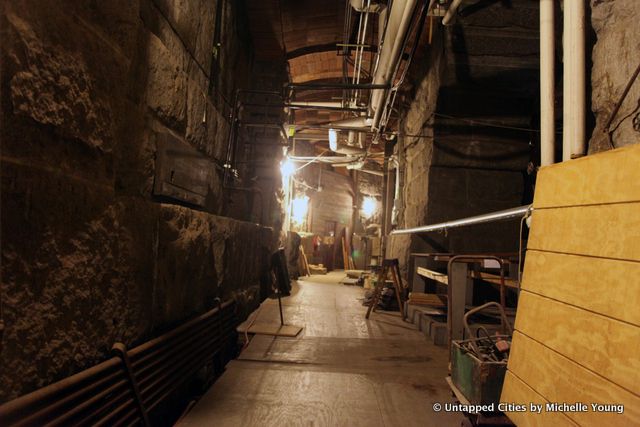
[286,82,390,90]
[442,0,463,25]
[563,0,586,160]
[375,0,429,135]
[540,0,555,166]
[370,0,417,129]
[390,205,532,235]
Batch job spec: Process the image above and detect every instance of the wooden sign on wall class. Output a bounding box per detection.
[153,132,216,207]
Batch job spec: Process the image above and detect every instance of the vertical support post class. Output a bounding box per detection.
[448,262,469,344]
[563,0,586,161]
[390,260,405,319]
[380,146,390,263]
[540,0,555,166]
[277,290,284,326]
[366,265,386,319]
[411,255,428,293]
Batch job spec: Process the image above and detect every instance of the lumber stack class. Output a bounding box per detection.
[407,292,447,307]
[298,245,311,277]
[501,145,640,426]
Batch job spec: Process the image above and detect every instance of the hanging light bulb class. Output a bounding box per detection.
[291,196,309,225]
[280,159,295,178]
[361,196,377,218]
[328,128,338,152]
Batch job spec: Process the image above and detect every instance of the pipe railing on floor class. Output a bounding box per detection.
[0,300,238,427]
[389,205,532,235]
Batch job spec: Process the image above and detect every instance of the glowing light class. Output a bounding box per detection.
[328,128,338,152]
[361,197,377,218]
[291,196,309,224]
[280,159,295,178]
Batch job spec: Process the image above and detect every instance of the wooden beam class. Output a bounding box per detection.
[416,267,449,285]
[470,271,519,289]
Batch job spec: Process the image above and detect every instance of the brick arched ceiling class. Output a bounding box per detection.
[245,0,375,86]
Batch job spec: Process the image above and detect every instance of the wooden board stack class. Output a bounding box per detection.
[407,292,447,308]
[501,144,640,426]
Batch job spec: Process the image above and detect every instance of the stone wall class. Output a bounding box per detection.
[589,0,640,152]
[0,0,280,402]
[388,19,532,282]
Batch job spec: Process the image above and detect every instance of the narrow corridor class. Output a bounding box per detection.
[178,272,462,426]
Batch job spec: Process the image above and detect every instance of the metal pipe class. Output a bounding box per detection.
[375,0,428,134]
[239,102,367,113]
[390,205,532,235]
[288,102,368,112]
[563,0,586,160]
[442,0,463,26]
[296,124,373,132]
[540,0,555,166]
[286,82,390,90]
[359,168,384,176]
[371,0,417,128]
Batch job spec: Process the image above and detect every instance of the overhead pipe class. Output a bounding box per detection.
[350,0,384,13]
[240,102,367,113]
[442,0,463,26]
[286,82,390,90]
[370,0,418,130]
[540,0,555,166]
[375,0,430,135]
[390,205,532,235]
[562,0,586,160]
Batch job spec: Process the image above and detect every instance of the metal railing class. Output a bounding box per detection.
[0,301,238,427]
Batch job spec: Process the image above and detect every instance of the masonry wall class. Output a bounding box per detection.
[589,0,640,152]
[388,22,531,281]
[0,0,281,402]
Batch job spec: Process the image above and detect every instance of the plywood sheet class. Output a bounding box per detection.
[522,250,640,326]
[237,323,303,337]
[506,332,640,426]
[527,203,640,261]
[514,291,640,396]
[416,267,449,284]
[533,144,640,208]
[501,371,578,427]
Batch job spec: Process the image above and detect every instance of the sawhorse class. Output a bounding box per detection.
[365,259,405,319]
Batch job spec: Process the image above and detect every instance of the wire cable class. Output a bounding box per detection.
[517,207,532,293]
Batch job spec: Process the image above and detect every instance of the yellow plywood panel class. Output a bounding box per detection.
[522,250,640,326]
[501,371,578,427]
[533,144,640,208]
[527,203,640,261]
[507,332,640,426]
[514,291,640,395]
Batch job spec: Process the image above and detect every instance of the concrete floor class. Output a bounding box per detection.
[177,272,463,426]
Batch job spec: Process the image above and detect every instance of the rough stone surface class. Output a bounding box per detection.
[589,0,640,152]
[0,0,279,403]
[388,7,536,282]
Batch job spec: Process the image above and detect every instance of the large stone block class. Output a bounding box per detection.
[144,32,188,131]
[589,0,640,152]
[4,9,116,152]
